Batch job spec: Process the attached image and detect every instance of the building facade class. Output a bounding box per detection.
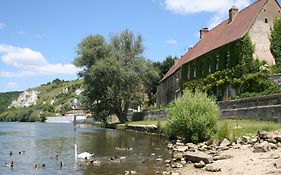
[157,0,281,106]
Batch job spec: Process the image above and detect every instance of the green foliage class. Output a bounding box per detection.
[183,33,278,99]
[166,90,219,143]
[270,18,281,68]
[0,108,34,122]
[74,30,159,123]
[239,72,278,93]
[0,91,21,114]
[216,121,230,142]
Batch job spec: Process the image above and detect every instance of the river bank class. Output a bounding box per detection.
[165,130,281,175]
[115,121,281,175]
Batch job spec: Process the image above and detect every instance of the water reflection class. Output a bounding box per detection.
[0,123,170,175]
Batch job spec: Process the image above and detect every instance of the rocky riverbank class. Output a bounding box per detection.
[163,130,281,175]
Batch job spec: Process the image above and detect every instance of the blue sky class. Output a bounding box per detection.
[0,0,278,92]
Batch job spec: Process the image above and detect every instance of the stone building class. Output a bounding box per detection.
[157,0,281,106]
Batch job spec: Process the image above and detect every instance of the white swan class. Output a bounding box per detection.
[74,144,94,159]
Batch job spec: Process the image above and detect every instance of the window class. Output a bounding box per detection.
[187,64,191,80]
[265,17,268,23]
[226,52,230,67]
[201,63,204,77]
[216,55,219,70]
[193,64,196,78]
[208,59,211,73]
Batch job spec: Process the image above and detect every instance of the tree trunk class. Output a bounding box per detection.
[116,102,129,124]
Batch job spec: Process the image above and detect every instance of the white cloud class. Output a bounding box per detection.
[165,39,178,45]
[0,44,47,68]
[164,0,250,28]
[5,82,19,89]
[37,64,80,75]
[0,44,81,78]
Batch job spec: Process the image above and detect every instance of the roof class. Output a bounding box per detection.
[161,0,269,82]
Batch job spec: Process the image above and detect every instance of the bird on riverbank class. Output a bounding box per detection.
[74,144,94,159]
[4,161,13,168]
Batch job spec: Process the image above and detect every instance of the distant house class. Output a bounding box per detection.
[157,0,281,106]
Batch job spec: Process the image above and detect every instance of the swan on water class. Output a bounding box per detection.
[74,144,94,159]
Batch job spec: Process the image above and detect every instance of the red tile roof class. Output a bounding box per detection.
[161,0,269,82]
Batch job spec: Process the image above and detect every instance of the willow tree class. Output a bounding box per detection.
[74,30,159,123]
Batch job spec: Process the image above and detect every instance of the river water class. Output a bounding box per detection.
[0,123,171,175]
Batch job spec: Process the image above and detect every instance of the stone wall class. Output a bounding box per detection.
[269,73,281,89]
[218,94,281,122]
[129,110,167,122]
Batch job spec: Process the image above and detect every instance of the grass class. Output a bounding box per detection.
[217,119,281,139]
[128,119,281,141]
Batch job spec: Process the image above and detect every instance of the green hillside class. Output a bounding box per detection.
[0,91,21,114]
[0,79,83,122]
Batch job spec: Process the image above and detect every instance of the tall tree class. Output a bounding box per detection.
[270,18,281,70]
[74,30,159,123]
[154,56,177,77]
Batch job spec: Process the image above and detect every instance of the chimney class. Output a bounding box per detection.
[229,6,238,23]
[200,28,209,39]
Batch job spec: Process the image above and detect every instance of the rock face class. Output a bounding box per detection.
[8,91,39,108]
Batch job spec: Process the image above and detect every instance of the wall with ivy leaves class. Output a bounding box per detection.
[181,40,241,88]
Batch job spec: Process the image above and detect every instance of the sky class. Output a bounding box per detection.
[0,0,279,92]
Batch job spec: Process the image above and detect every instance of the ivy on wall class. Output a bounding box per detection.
[182,34,278,100]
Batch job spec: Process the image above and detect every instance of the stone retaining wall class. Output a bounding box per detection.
[129,110,167,121]
[218,94,281,122]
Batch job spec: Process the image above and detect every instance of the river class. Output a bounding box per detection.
[0,122,171,175]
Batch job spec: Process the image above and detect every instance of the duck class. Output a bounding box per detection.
[9,151,12,156]
[59,161,64,168]
[4,161,13,168]
[34,163,46,169]
[50,154,59,160]
[74,144,94,159]
[18,151,25,155]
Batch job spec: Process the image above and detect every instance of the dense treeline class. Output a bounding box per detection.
[0,91,21,114]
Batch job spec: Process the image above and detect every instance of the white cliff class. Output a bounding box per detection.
[9,91,39,108]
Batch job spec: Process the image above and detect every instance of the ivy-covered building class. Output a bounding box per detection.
[157,0,281,106]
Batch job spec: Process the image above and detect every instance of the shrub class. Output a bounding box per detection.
[166,90,219,143]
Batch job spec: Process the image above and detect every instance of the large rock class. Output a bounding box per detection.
[183,151,213,164]
[253,141,271,153]
[275,136,281,143]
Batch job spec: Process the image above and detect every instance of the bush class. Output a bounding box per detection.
[166,90,219,143]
